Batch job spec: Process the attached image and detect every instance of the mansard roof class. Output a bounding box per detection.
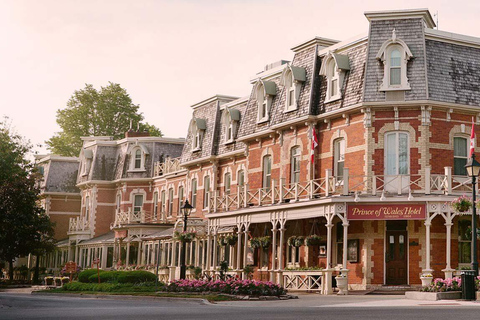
[36,155,80,194]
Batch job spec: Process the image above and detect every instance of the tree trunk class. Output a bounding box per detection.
[33,255,40,284]
[8,260,14,281]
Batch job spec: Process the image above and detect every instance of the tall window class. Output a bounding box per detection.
[224,173,231,195]
[262,155,272,190]
[134,149,142,169]
[191,179,197,208]
[115,194,121,213]
[385,132,409,175]
[290,147,301,184]
[168,188,174,215]
[329,60,338,98]
[389,49,401,85]
[238,170,245,188]
[454,137,468,176]
[161,190,166,214]
[458,219,471,264]
[153,192,158,220]
[133,194,143,214]
[285,71,296,111]
[178,186,184,215]
[84,196,90,221]
[334,139,345,179]
[203,176,210,209]
[257,85,267,122]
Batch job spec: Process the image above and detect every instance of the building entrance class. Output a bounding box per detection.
[385,221,408,285]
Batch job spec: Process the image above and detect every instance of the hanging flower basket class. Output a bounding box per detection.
[250,236,271,249]
[287,236,305,247]
[451,195,472,213]
[305,235,322,246]
[175,231,196,243]
[218,237,228,246]
[225,234,238,246]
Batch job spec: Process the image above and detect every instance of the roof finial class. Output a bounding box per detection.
[392,28,397,42]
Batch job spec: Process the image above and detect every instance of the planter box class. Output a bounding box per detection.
[405,291,462,301]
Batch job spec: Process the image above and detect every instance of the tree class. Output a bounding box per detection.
[0,118,55,281]
[46,82,162,157]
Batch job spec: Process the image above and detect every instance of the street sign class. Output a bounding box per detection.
[65,261,77,273]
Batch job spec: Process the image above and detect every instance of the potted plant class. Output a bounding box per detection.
[287,236,304,247]
[225,234,238,246]
[305,235,322,246]
[420,273,433,287]
[218,237,228,246]
[175,231,196,243]
[451,195,472,213]
[250,237,261,249]
[259,236,271,248]
[335,270,349,295]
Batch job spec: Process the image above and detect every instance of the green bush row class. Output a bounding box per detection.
[62,282,163,292]
[78,269,157,284]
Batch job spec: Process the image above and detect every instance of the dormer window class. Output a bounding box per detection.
[82,149,93,176]
[129,145,148,171]
[281,66,306,112]
[376,29,413,91]
[254,80,276,123]
[190,118,206,152]
[320,52,350,103]
[223,108,240,144]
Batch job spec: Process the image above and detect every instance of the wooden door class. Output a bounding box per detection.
[386,230,407,285]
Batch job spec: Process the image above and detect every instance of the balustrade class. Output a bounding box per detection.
[154,157,182,176]
[68,217,89,232]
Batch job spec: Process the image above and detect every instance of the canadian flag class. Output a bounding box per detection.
[311,128,318,163]
[470,117,476,158]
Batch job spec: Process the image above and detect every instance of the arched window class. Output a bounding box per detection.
[134,149,142,169]
[290,147,301,184]
[454,137,468,176]
[168,188,174,216]
[328,59,339,99]
[224,172,231,195]
[133,194,143,215]
[389,49,401,85]
[385,132,409,175]
[262,155,272,190]
[255,80,276,123]
[285,71,295,110]
[129,146,148,171]
[257,85,267,121]
[238,170,245,187]
[203,176,210,209]
[223,109,240,143]
[190,118,206,152]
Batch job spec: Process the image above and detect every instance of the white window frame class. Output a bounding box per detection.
[334,138,345,180]
[84,196,90,221]
[385,131,409,175]
[326,58,341,102]
[284,71,297,112]
[454,136,468,176]
[257,85,269,123]
[178,186,184,215]
[203,176,210,209]
[224,172,231,195]
[161,190,166,215]
[168,188,174,216]
[153,192,159,220]
[237,170,245,188]
[129,147,146,171]
[115,194,121,213]
[262,155,272,190]
[191,179,197,209]
[290,146,301,184]
[133,194,143,215]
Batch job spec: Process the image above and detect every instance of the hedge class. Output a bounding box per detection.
[61,282,162,292]
[78,269,157,284]
[163,279,287,296]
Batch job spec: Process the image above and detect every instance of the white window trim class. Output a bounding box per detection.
[290,146,301,184]
[324,57,342,103]
[128,146,147,172]
[255,80,276,123]
[384,131,410,175]
[453,136,468,176]
[376,29,413,92]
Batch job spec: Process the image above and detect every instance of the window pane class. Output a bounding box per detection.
[289,89,295,106]
[390,68,401,85]
[134,195,143,207]
[454,158,467,175]
[398,133,408,174]
[390,50,401,66]
[386,134,397,175]
[454,137,468,157]
[331,79,338,96]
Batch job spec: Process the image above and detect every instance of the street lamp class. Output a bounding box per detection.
[465,154,480,275]
[179,199,193,279]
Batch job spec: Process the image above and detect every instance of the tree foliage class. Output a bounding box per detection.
[46,82,162,156]
[0,118,55,280]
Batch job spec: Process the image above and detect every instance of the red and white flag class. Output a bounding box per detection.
[311,128,318,163]
[470,117,476,158]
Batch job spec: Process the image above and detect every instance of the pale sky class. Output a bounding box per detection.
[1,0,479,155]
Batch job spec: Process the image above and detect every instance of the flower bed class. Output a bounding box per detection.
[162,279,286,296]
[421,277,461,292]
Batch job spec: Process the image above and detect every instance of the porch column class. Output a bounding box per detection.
[442,219,455,278]
[423,219,433,274]
[101,246,107,269]
[206,235,212,271]
[75,244,80,264]
[270,225,277,282]
[212,233,218,270]
[78,247,83,266]
[342,222,349,269]
[236,230,243,270]
[278,227,286,286]
[137,242,142,266]
[326,223,334,268]
[126,242,130,267]
[243,228,249,277]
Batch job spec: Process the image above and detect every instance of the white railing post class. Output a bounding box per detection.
[244,184,248,208]
[425,166,431,195]
[258,187,262,206]
[372,176,377,196]
[294,183,298,201]
[237,186,241,209]
[207,191,211,214]
[343,168,349,196]
[214,190,218,213]
[309,178,314,199]
[279,178,285,203]
[444,167,452,194]
[325,169,332,197]
[397,175,402,195]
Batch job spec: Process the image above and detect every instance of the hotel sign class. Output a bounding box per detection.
[347,204,426,220]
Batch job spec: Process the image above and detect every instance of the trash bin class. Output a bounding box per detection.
[461,270,476,300]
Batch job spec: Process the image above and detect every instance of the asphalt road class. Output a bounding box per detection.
[2,292,480,320]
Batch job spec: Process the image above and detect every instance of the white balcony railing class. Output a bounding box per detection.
[113,209,148,226]
[206,166,469,214]
[154,157,182,176]
[68,217,89,232]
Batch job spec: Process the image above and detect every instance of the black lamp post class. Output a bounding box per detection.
[465,154,480,275]
[179,199,193,280]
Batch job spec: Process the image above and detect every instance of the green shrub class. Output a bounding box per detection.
[117,271,157,284]
[89,271,121,283]
[78,269,104,283]
[61,281,162,293]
